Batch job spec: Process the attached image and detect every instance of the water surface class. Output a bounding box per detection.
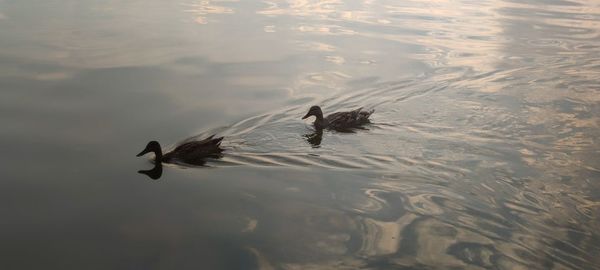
[1,0,599,269]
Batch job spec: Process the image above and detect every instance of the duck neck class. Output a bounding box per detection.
[314,113,326,129]
[153,148,163,163]
[316,111,324,121]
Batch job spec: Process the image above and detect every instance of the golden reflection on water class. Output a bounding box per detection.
[183,0,236,24]
[258,0,505,73]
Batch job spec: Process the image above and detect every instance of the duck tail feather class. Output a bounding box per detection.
[212,136,224,146]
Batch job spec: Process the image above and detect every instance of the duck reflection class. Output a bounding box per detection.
[303,129,323,147]
[136,135,224,180]
[303,127,372,148]
[137,162,163,180]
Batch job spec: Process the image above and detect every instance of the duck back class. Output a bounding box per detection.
[163,135,224,164]
[325,107,374,130]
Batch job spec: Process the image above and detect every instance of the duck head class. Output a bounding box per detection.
[137,141,163,160]
[302,105,324,120]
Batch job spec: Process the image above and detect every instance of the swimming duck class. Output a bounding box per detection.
[302,105,374,130]
[136,135,224,165]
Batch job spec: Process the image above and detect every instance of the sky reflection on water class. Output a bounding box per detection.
[1,0,599,269]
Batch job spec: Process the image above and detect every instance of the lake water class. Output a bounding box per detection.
[1,0,600,269]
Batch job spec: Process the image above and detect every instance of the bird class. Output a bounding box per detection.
[136,135,224,165]
[302,105,374,130]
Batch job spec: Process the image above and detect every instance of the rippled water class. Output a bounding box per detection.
[1,0,600,269]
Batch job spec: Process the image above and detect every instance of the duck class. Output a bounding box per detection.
[302,105,374,130]
[136,135,224,165]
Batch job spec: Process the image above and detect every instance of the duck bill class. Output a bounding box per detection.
[136,149,150,157]
[302,113,311,120]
